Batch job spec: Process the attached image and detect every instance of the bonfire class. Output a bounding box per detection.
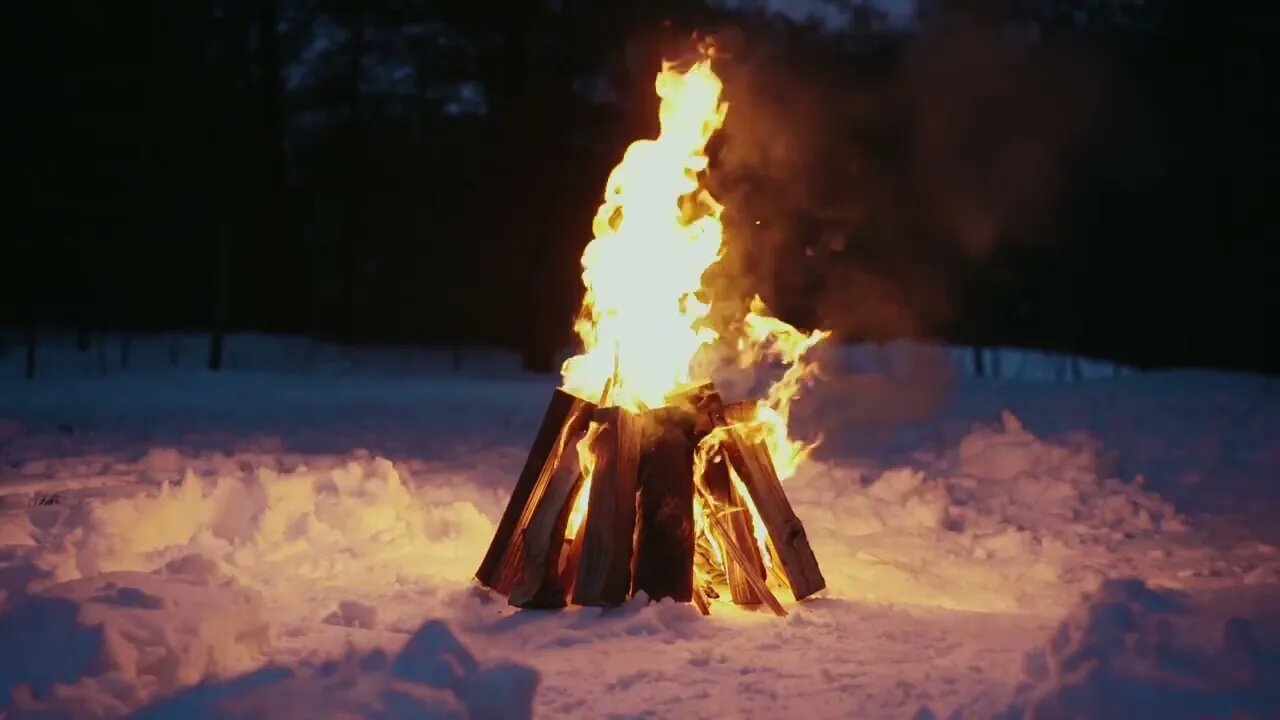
[476,39,829,616]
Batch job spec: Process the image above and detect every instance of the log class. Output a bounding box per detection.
[722,428,826,601]
[691,585,710,616]
[693,528,725,592]
[554,378,613,596]
[508,447,584,608]
[693,479,787,616]
[693,390,769,604]
[664,380,716,414]
[631,409,695,602]
[693,387,728,434]
[722,400,757,424]
[476,388,593,594]
[701,449,766,605]
[572,407,642,606]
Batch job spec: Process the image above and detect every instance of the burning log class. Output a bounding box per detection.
[475,383,821,615]
[700,450,766,605]
[572,406,642,606]
[474,380,821,617]
[476,389,593,594]
[507,453,583,608]
[632,407,696,603]
[719,421,826,602]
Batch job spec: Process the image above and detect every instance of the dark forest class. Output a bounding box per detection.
[4,0,1277,375]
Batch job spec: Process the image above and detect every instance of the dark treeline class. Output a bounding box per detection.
[3,0,1278,375]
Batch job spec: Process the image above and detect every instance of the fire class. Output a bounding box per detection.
[562,425,600,542]
[557,41,829,602]
[734,296,831,479]
[559,55,728,412]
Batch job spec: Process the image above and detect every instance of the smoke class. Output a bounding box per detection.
[700,9,1156,344]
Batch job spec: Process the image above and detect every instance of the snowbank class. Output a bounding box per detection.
[0,570,272,717]
[1000,579,1280,719]
[3,613,537,720]
[130,620,537,720]
[0,458,507,715]
[790,410,1185,612]
[30,457,496,591]
[3,349,1277,718]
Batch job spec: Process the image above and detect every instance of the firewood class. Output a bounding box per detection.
[508,453,584,608]
[691,585,711,616]
[721,429,826,601]
[701,450,766,605]
[632,409,695,602]
[693,388,728,434]
[722,400,756,424]
[477,389,593,594]
[664,380,716,412]
[693,530,726,591]
[692,480,787,616]
[572,407,642,606]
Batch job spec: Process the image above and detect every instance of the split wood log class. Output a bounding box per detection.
[691,585,710,616]
[692,480,787,616]
[555,376,615,595]
[631,408,695,602]
[476,389,593,594]
[700,449,766,605]
[508,443,584,608]
[664,380,717,414]
[572,406,642,606]
[721,427,826,601]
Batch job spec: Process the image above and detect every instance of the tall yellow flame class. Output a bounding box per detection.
[559,57,728,412]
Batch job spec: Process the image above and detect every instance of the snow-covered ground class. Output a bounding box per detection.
[2,334,1280,719]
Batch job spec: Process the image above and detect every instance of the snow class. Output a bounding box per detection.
[3,333,1280,718]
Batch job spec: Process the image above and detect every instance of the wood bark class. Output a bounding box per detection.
[721,429,826,601]
[572,407,642,607]
[508,451,583,608]
[476,389,592,593]
[701,449,766,605]
[631,409,695,602]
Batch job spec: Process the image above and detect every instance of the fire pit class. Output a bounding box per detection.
[476,41,827,616]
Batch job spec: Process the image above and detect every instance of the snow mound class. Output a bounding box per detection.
[128,620,538,720]
[946,411,1185,538]
[0,571,271,717]
[0,455,507,716]
[37,457,495,594]
[792,411,1186,612]
[1002,579,1280,719]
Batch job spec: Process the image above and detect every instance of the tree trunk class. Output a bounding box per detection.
[24,321,36,380]
[209,221,230,371]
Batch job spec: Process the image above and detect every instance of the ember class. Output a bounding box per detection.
[476,39,828,615]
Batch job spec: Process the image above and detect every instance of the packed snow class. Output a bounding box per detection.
[2,333,1279,718]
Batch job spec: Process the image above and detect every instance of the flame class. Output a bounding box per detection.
[557,44,830,601]
[736,295,830,479]
[559,56,728,412]
[563,423,601,541]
